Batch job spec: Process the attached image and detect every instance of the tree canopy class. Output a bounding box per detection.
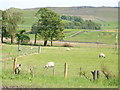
[61,15,101,30]
[35,8,64,46]
[2,9,23,43]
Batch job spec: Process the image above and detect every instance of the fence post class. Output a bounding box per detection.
[38,46,40,53]
[79,67,82,77]
[64,63,68,78]
[97,70,100,79]
[13,57,17,74]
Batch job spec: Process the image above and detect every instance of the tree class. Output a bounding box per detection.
[16,30,30,44]
[1,11,10,43]
[31,23,39,45]
[3,9,22,44]
[36,8,64,46]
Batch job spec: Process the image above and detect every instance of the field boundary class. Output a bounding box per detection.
[1,52,39,61]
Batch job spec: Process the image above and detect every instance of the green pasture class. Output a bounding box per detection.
[2,44,38,59]
[64,30,117,44]
[2,44,118,88]
[100,22,118,30]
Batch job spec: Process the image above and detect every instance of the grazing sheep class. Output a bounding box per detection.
[31,47,33,50]
[99,53,105,58]
[66,48,70,51]
[45,62,54,69]
[15,64,22,74]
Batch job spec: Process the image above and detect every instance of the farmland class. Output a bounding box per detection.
[1,6,118,88]
[8,7,118,30]
[2,44,118,88]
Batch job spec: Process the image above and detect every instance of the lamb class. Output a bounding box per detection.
[99,53,106,58]
[44,62,54,69]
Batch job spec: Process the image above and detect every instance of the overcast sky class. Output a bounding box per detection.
[0,0,120,10]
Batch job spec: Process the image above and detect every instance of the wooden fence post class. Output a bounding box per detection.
[64,63,68,78]
[38,46,40,53]
[79,67,82,77]
[97,70,100,79]
[13,57,17,74]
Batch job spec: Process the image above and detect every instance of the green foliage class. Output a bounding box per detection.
[16,30,30,44]
[2,9,23,43]
[35,8,64,46]
[61,15,84,23]
[2,27,10,38]
[61,15,101,29]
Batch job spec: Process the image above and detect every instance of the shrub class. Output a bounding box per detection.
[62,43,73,47]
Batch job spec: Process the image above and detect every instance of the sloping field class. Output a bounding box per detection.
[5,7,117,26]
[64,30,117,44]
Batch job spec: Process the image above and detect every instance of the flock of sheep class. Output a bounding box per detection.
[44,51,106,69]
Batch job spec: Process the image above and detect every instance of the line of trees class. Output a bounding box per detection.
[2,8,64,46]
[61,15,101,30]
[2,8,101,46]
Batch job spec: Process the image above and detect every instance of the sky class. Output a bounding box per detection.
[0,0,120,10]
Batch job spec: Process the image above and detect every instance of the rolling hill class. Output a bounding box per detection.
[0,7,118,29]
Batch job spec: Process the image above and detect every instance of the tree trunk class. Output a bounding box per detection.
[44,40,47,46]
[34,33,37,45]
[51,40,53,46]
[11,35,14,44]
[50,36,53,46]
[1,35,3,43]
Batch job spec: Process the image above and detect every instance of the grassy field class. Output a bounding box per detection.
[64,30,117,44]
[25,29,117,45]
[2,44,118,88]
[1,7,118,88]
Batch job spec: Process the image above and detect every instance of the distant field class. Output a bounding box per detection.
[2,44,118,88]
[7,7,117,30]
[64,30,117,44]
[47,7,118,22]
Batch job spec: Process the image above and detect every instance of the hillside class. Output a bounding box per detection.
[24,7,118,22]
[0,7,118,29]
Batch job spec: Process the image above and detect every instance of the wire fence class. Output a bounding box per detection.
[2,45,41,60]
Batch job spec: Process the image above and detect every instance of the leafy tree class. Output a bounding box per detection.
[36,8,64,46]
[1,11,10,43]
[16,30,30,44]
[3,9,23,44]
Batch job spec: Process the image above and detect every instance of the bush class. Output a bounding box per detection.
[62,43,73,47]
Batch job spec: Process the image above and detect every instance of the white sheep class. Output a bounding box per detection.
[66,48,70,51]
[44,62,54,69]
[99,53,106,58]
